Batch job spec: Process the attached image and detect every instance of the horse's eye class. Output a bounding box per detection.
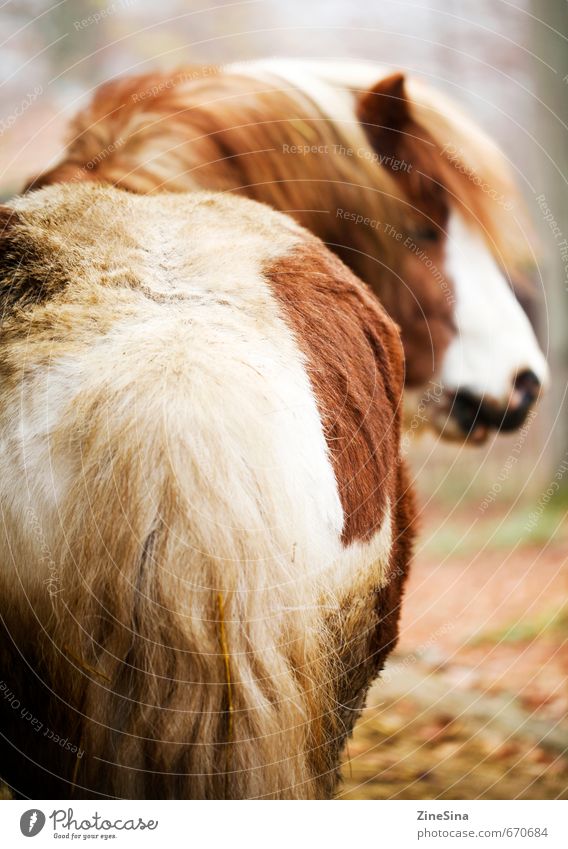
[413,227,440,242]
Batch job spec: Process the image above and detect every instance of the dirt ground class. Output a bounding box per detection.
[340,501,568,799]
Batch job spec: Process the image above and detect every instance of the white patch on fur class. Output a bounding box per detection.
[229,59,389,98]
[442,211,549,402]
[262,59,391,94]
[333,500,393,591]
[228,59,364,126]
[0,367,79,593]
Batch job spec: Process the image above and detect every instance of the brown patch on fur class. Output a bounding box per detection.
[264,238,415,792]
[358,74,449,228]
[264,239,404,543]
[0,205,22,232]
[0,204,71,312]
[381,236,455,388]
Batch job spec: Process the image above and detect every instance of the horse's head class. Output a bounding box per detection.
[355,70,548,442]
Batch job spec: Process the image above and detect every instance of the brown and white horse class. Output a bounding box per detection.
[30,59,549,441]
[0,184,413,799]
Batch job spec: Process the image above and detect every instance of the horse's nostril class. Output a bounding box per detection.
[451,390,483,435]
[451,371,542,438]
[512,369,541,409]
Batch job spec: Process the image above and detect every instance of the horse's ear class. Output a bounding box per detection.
[355,72,445,209]
[356,72,412,141]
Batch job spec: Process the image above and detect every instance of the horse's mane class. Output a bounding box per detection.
[28,61,532,284]
[26,66,411,271]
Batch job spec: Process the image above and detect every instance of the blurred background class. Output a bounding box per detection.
[0,0,566,800]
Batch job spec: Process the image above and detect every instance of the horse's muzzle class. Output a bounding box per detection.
[451,369,542,440]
